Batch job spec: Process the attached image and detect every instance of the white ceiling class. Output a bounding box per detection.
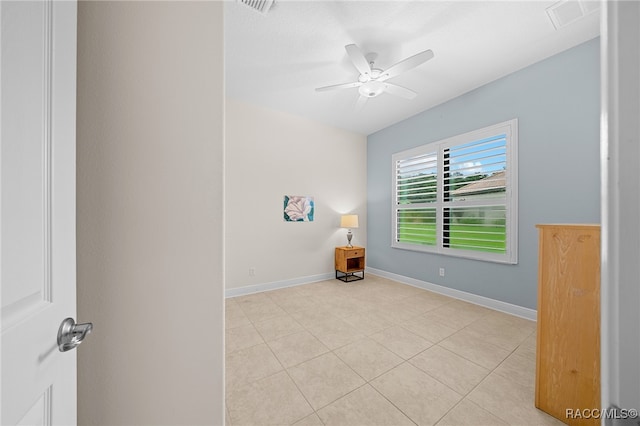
[224,1,600,135]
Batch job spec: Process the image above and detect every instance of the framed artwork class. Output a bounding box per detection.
[283,195,314,222]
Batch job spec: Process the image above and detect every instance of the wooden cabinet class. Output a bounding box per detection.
[535,224,600,425]
[335,246,365,282]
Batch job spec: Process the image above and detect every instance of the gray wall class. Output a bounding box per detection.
[367,38,600,310]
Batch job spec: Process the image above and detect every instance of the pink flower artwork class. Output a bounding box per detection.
[283,195,315,222]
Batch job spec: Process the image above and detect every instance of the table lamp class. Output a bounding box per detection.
[340,214,359,248]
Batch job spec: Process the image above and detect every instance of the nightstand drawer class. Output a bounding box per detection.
[345,249,364,258]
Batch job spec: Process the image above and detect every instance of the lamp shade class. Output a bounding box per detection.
[340,214,359,228]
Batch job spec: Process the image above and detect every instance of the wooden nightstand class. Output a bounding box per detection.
[335,246,365,282]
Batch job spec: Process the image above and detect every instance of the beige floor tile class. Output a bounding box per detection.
[423,300,492,330]
[233,292,271,305]
[462,315,534,351]
[226,279,546,426]
[306,316,365,350]
[226,371,313,426]
[239,299,288,323]
[254,314,304,342]
[225,323,264,354]
[267,330,330,368]
[394,293,450,314]
[233,293,271,316]
[329,294,368,308]
[324,300,370,319]
[493,351,536,389]
[342,311,394,335]
[225,343,283,391]
[514,331,537,359]
[317,384,414,426]
[288,352,365,410]
[414,290,456,306]
[439,329,511,370]
[372,301,424,324]
[272,295,320,314]
[225,304,252,330]
[296,283,319,297]
[467,373,566,425]
[349,297,382,313]
[410,345,490,395]
[393,297,442,316]
[290,307,337,329]
[226,298,240,313]
[302,314,348,334]
[292,413,324,426]
[402,314,459,343]
[483,310,537,331]
[225,404,232,426]
[265,286,303,301]
[382,282,425,298]
[394,282,428,297]
[295,281,337,298]
[436,399,509,426]
[357,290,401,306]
[369,325,433,359]
[334,337,404,381]
[372,362,462,425]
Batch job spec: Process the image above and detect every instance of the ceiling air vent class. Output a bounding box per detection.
[546,0,600,30]
[237,0,274,15]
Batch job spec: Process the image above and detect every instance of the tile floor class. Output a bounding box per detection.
[225,275,564,426]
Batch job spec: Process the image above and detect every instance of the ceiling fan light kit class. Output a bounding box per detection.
[360,80,385,98]
[315,43,434,109]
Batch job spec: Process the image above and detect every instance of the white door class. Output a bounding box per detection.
[1,1,81,424]
[601,0,640,416]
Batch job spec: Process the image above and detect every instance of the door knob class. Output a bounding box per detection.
[57,318,93,352]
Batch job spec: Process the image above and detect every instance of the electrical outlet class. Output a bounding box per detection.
[249,267,255,277]
[439,267,445,277]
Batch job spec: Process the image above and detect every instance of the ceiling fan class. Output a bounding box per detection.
[315,44,434,109]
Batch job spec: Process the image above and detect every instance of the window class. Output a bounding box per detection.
[392,119,518,264]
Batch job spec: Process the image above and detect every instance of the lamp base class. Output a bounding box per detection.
[346,230,353,248]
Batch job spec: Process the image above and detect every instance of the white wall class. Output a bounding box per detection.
[225,99,367,294]
[76,2,224,424]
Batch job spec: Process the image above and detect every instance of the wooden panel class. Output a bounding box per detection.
[535,224,600,426]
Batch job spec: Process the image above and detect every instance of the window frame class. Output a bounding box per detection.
[391,119,518,264]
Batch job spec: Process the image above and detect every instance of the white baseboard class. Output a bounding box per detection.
[225,272,335,298]
[224,267,537,322]
[366,267,537,321]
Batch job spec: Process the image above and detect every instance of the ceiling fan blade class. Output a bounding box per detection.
[355,95,368,111]
[379,49,434,81]
[315,81,362,92]
[345,44,371,77]
[384,83,417,99]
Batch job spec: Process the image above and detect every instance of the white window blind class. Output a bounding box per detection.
[396,152,437,205]
[392,119,518,264]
